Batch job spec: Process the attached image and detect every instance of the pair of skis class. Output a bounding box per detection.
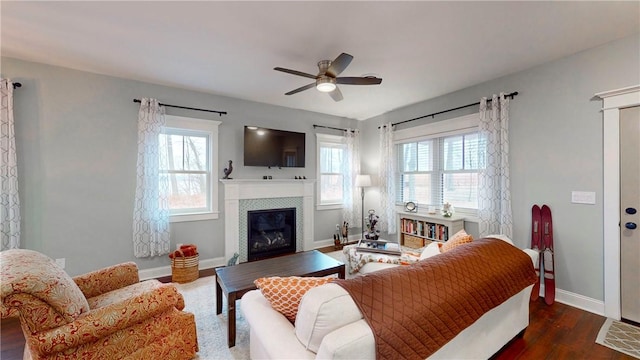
[531,204,555,305]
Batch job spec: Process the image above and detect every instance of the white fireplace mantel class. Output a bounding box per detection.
[220,179,315,262]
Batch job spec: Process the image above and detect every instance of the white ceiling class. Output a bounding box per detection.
[2,1,638,120]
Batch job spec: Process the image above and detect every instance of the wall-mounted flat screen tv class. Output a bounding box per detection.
[244,126,306,168]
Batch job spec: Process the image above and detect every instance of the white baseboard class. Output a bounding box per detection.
[538,284,605,316]
[138,257,226,281]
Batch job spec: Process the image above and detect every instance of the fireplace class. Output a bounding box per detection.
[247,208,296,261]
[221,179,314,263]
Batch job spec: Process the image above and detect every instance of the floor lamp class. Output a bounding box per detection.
[355,174,372,241]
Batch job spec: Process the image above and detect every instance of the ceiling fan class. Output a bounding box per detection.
[274,53,382,102]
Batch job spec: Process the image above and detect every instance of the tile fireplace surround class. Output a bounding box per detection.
[220,179,315,263]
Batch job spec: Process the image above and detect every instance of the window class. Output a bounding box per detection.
[160,115,220,222]
[316,133,346,209]
[395,114,483,214]
[441,133,484,209]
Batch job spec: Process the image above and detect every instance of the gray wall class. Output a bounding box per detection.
[361,33,640,301]
[2,57,356,275]
[4,31,639,301]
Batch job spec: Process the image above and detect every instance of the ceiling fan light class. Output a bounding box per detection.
[317,83,336,92]
[316,78,336,92]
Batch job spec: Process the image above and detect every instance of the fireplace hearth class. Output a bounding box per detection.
[247,208,296,261]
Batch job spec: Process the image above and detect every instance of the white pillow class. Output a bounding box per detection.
[294,283,363,353]
[522,248,540,268]
[419,241,441,260]
[486,234,538,266]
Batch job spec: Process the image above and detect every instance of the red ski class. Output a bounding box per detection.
[530,205,542,301]
[541,204,555,305]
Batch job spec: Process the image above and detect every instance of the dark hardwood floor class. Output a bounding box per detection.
[494,298,634,360]
[1,290,633,359]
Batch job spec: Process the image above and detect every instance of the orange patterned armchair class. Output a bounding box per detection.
[1,249,198,360]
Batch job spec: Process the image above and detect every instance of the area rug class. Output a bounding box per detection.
[596,318,640,359]
[175,251,349,359]
[175,277,250,360]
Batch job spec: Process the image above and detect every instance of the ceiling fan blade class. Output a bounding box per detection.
[326,53,353,77]
[336,77,383,85]
[328,86,343,102]
[285,83,316,95]
[274,67,318,80]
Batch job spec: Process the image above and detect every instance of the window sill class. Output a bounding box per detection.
[170,211,220,223]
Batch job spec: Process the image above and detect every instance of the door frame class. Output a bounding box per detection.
[596,85,640,320]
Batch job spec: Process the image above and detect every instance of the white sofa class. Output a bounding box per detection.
[241,237,538,359]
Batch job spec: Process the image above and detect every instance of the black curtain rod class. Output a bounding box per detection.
[313,124,356,132]
[133,99,227,116]
[13,82,22,89]
[379,91,518,129]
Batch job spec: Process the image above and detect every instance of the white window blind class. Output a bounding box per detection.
[397,130,485,212]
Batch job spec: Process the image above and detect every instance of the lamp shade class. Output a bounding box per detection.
[355,174,372,188]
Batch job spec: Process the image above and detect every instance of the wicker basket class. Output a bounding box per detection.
[403,234,425,248]
[171,252,199,284]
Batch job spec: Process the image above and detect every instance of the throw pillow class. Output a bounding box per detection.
[419,241,442,260]
[439,229,473,253]
[295,283,363,353]
[254,276,334,322]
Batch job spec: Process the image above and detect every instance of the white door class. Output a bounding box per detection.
[620,105,640,323]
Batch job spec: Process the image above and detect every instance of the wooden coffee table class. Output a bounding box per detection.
[215,250,345,347]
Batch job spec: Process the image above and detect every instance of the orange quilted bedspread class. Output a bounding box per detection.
[334,238,536,360]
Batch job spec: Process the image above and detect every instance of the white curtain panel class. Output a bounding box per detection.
[342,129,361,228]
[132,98,170,258]
[478,93,513,238]
[378,123,396,234]
[0,79,21,250]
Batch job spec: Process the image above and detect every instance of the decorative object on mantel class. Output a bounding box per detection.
[442,202,455,217]
[223,160,233,179]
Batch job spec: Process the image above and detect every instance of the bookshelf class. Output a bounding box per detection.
[397,211,465,248]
